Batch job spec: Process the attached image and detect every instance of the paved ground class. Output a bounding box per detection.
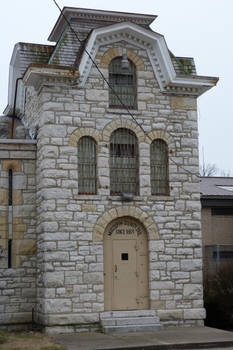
[54,327,233,350]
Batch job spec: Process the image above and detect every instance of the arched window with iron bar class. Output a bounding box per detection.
[110,128,139,195]
[151,139,169,195]
[109,56,137,109]
[77,136,97,194]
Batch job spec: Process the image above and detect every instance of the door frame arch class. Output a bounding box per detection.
[93,206,159,242]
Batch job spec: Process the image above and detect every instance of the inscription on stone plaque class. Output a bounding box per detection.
[108,220,143,236]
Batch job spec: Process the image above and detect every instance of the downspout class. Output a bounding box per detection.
[10,77,23,139]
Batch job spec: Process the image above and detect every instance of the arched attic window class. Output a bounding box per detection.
[77,136,97,194]
[110,128,139,195]
[109,56,137,109]
[151,139,169,195]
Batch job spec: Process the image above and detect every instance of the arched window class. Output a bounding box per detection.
[110,128,139,195]
[77,136,97,194]
[109,56,137,109]
[151,139,169,195]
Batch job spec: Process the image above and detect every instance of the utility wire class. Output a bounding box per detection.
[52,0,199,178]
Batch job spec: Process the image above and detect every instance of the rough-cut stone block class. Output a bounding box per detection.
[184,284,202,299]
[82,204,97,212]
[86,89,108,101]
[14,239,36,256]
[44,299,72,313]
[149,240,164,252]
[44,272,64,287]
[40,125,66,137]
[181,259,202,271]
[158,309,183,320]
[171,97,197,110]
[151,281,174,289]
[2,159,21,171]
[0,190,8,205]
[84,272,103,284]
[184,308,206,320]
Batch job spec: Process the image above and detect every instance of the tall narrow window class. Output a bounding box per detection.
[151,139,169,195]
[109,56,137,109]
[8,239,12,268]
[8,169,13,268]
[77,136,97,194]
[110,128,139,195]
[8,169,13,205]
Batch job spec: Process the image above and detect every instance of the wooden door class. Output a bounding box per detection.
[104,217,149,310]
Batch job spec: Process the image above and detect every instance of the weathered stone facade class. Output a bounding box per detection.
[0,140,36,329]
[0,7,218,333]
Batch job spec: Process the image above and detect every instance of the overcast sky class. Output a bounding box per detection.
[0,0,232,174]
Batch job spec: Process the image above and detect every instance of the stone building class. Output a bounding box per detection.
[0,7,218,333]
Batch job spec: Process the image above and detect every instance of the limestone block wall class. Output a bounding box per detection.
[23,42,204,331]
[0,140,37,330]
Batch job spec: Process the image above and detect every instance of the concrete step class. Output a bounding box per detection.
[100,310,156,319]
[103,324,161,334]
[100,310,162,334]
[101,316,160,326]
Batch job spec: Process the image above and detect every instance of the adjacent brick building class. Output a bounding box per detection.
[0,7,218,333]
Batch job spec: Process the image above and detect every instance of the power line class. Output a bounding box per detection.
[52,0,199,178]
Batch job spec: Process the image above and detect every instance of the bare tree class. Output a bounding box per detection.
[200,163,232,177]
[199,163,218,176]
[219,169,232,177]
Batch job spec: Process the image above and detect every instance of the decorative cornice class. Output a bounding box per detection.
[49,7,156,42]
[78,22,218,97]
[23,64,80,91]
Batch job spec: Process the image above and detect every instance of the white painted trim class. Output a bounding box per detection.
[48,7,156,42]
[78,21,218,95]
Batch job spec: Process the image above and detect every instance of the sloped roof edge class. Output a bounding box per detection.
[78,21,218,95]
[49,7,157,42]
[200,177,233,198]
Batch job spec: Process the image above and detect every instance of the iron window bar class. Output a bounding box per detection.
[77,136,97,195]
[110,128,139,195]
[109,57,137,110]
[151,139,169,195]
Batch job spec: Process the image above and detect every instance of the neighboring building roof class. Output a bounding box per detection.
[200,177,233,204]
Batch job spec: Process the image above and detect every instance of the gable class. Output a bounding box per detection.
[77,22,218,96]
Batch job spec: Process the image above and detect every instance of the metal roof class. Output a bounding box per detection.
[200,177,233,198]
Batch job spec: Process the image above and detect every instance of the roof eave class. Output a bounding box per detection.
[23,64,80,91]
[48,7,157,42]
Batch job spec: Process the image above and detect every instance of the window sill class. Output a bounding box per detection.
[77,195,102,200]
[76,195,173,201]
[107,108,140,115]
[108,195,173,201]
[148,195,173,201]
